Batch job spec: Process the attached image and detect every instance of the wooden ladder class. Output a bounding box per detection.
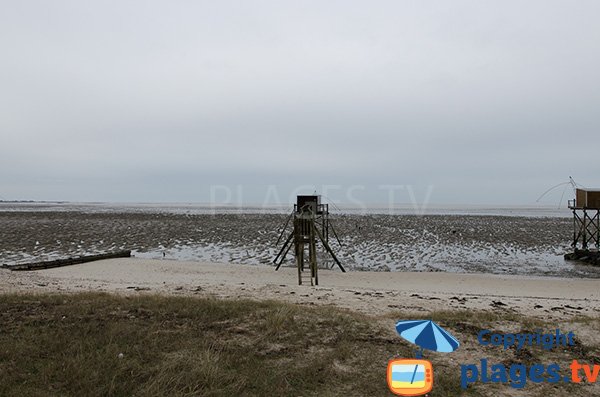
[299,268,314,286]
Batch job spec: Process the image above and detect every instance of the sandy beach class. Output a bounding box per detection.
[3,207,600,395]
[3,258,599,321]
[2,210,600,396]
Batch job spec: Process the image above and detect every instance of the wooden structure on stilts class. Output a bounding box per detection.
[565,188,600,265]
[273,195,345,285]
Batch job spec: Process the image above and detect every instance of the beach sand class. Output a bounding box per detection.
[2,258,598,320]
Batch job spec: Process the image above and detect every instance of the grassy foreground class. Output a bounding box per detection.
[0,293,417,396]
[0,292,599,396]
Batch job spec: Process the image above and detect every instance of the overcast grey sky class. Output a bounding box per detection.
[1,1,598,205]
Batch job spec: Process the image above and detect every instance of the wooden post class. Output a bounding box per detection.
[296,239,303,285]
[309,222,317,286]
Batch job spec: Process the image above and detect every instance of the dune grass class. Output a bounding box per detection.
[0,293,419,396]
[1,292,598,396]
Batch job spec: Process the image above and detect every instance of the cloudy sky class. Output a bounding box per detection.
[1,1,599,205]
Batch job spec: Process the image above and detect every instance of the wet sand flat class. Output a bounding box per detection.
[0,208,593,277]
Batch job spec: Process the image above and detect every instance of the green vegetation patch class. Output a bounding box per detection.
[0,293,412,397]
[2,293,598,396]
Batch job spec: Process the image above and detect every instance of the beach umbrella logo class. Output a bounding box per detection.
[395,319,460,356]
[387,320,459,396]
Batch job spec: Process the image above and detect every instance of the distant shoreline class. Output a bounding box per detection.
[0,201,572,218]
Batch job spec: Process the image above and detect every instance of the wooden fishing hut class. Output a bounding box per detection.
[273,195,345,285]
